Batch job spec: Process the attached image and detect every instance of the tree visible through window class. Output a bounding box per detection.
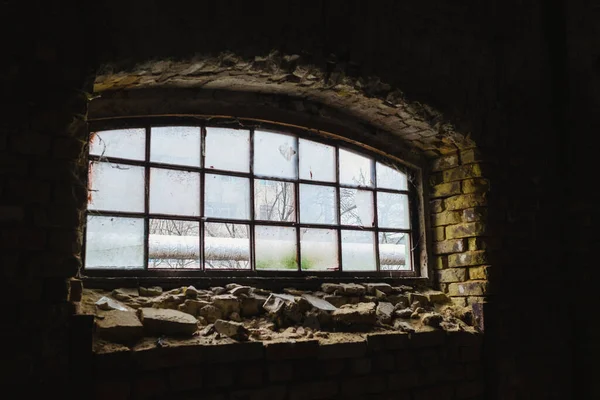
[84,124,415,274]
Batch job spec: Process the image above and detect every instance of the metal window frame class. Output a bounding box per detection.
[82,117,423,279]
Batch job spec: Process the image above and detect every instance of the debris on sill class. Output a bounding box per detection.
[80,282,479,350]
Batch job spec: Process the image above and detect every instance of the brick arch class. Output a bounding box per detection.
[87,52,490,313]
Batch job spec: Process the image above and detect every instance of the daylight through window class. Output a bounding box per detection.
[84,124,415,275]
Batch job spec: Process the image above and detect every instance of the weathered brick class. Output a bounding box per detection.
[434,256,448,270]
[460,148,483,164]
[448,251,488,267]
[11,133,51,155]
[431,154,459,172]
[462,178,490,194]
[349,357,372,375]
[169,365,203,390]
[268,362,293,382]
[451,297,467,307]
[433,239,465,255]
[442,164,483,182]
[289,380,339,400]
[366,332,409,351]
[448,281,488,296]
[431,211,461,226]
[462,207,487,222]
[436,268,467,283]
[133,370,168,399]
[319,341,367,359]
[372,354,395,371]
[409,330,445,348]
[469,266,491,280]
[53,135,85,159]
[387,370,420,389]
[266,340,318,360]
[431,181,461,198]
[433,226,445,241]
[340,375,385,396]
[445,193,487,210]
[430,199,445,213]
[467,296,485,305]
[446,222,486,239]
[412,385,455,400]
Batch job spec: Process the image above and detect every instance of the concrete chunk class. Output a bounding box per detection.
[138,308,198,336]
[96,310,143,343]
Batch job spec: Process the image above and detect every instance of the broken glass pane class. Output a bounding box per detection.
[299,184,337,224]
[300,228,338,271]
[341,230,376,271]
[340,188,374,227]
[150,168,201,216]
[205,127,250,172]
[88,161,145,213]
[150,126,201,167]
[254,130,298,179]
[255,226,298,270]
[376,162,408,190]
[339,149,374,187]
[148,219,200,269]
[377,192,410,229]
[299,139,336,182]
[89,128,146,161]
[254,179,295,222]
[85,215,144,269]
[204,222,250,269]
[205,174,250,220]
[379,232,411,271]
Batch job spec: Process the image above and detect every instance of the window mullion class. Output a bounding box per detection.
[200,125,206,272]
[335,145,343,275]
[249,128,256,272]
[143,125,151,270]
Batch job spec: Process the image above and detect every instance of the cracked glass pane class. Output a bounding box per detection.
[204,222,250,269]
[300,228,338,271]
[299,139,336,182]
[88,161,145,213]
[150,126,201,167]
[85,215,144,269]
[255,226,298,270]
[341,230,376,271]
[254,179,295,222]
[254,130,298,179]
[379,232,411,271]
[376,162,408,190]
[148,219,200,269]
[205,174,250,220]
[377,192,410,229]
[205,127,250,172]
[340,188,374,227]
[339,149,374,187]
[89,129,146,161]
[150,168,201,216]
[299,184,337,224]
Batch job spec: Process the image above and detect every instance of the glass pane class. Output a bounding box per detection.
[254,130,298,179]
[299,184,337,224]
[205,223,250,269]
[149,219,200,269]
[379,232,411,271]
[205,174,250,220]
[341,230,376,271]
[339,149,374,187]
[89,129,145,161]
[88,161,144,213]
[150,126,201,167]
[85,215,144,269]
[376,162,408,190]
[377,192,410,229]
[340,188,374,227]
[205,127,250,172]
[255,226,297,270]
[300,228,338,271]
[299,139,336,182]
[254,180,295,222]
[150,168,201,216]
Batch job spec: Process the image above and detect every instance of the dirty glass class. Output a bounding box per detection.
[379,232,411,271]
[299,139,336,182]
[150,168,200,216]
[254,130,298,179]
[204,222,250,269]
[205,174,250,220]
[255,226,298,270]
[85,215,144,269]
[341,230,376,271]
[148,219,200,269]
[377,192,410,229]
[205,127,250,172]
[150,126,201,167]
[340,188,374,227]
[254,179,296,222]
[88,161,145,213]
[339,149,374,187]
[89,128,146,161]
[299,184,337,224]
[376,162,408,190]
[300,228,338,271]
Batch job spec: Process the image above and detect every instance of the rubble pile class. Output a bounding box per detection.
[80,282,478,345]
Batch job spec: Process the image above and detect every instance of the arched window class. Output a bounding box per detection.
[83,119,420,277]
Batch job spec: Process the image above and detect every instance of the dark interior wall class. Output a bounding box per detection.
[2,0,592,398]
